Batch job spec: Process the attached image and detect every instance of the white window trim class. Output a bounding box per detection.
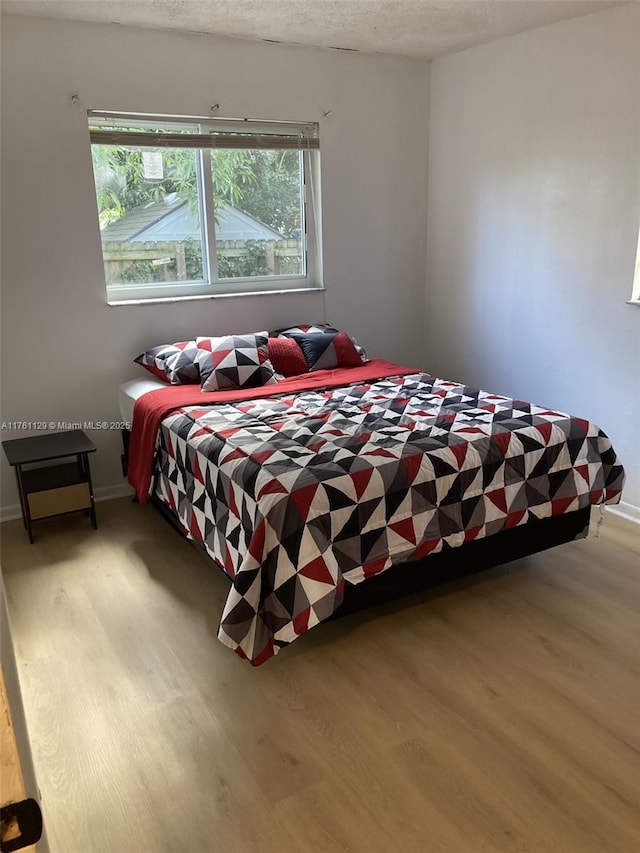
[105,274,313,304]
[106,286,326,308]
[628,226,640,307]
[89,113,322,304]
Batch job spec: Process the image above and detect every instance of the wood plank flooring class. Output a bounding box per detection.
[1,498,639,853]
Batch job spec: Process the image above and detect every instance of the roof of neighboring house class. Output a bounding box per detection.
[101,194,284,243]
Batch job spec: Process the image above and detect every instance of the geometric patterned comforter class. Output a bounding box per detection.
[153,370,624,665]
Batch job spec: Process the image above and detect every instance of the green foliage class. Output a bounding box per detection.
[183,237,204,280]
[119,260,157,283]
[211,150,256,207]
[214,150,302,237]
[217,241,270,278]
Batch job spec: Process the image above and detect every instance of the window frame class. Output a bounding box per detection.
[88,112,322,304]
[629,226,640,307]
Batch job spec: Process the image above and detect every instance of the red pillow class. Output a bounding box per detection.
[331,331,364,367]
[267,336,308,377]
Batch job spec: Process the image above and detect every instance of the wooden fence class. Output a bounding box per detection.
[102,239,302,282]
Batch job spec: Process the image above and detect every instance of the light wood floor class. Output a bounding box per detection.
[1,498,639,853]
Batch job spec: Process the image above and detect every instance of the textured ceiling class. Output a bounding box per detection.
[1,0,624,59]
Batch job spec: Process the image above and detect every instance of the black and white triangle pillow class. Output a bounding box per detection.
[197,332,279,392]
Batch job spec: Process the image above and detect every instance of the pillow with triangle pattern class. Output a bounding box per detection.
[134,340,200,384]
[273,323,368,363]
[285,330,363,372]
[196,332,279,392]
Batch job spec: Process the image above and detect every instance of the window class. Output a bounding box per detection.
[88,112,321,302]
[630,226,640,306]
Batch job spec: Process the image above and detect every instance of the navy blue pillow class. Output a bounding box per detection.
[285,331,362,371]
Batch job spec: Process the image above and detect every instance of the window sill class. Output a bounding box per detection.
[626,299,640,308]
[107,286,325,307]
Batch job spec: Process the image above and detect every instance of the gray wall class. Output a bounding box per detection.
[2,6,637,516]
[425,4,640,509]
[1,15,430,511]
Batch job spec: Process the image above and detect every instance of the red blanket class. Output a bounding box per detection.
[128,359,417,502]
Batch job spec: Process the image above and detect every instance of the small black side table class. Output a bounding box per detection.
[2,430,97,543]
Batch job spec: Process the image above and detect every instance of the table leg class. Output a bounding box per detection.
[14,466,34,544]
[82,453,98,530]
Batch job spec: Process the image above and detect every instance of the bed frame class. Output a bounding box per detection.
[147,475,590,619]
[123,429,590,620]
[333,505,590,617]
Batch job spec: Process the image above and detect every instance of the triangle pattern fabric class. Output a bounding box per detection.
[149,367,625,666]
[197,332,279,392]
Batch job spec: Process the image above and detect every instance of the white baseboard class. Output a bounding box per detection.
[0,483,134,523]
[94,483,135,503]
[605,501,640,527]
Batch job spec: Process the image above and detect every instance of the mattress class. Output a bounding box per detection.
[119,377,167,425]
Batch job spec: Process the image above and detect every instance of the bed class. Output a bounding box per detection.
[122,354,624,666]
